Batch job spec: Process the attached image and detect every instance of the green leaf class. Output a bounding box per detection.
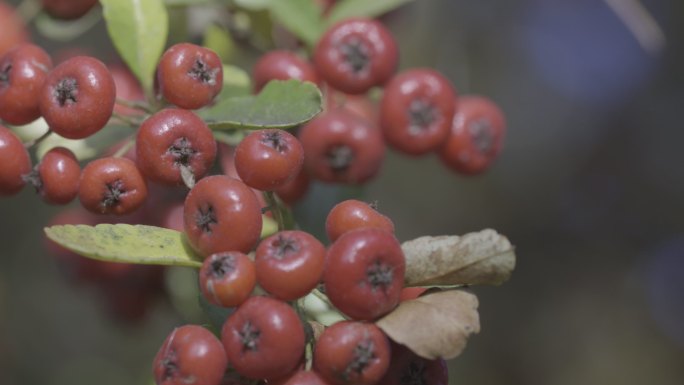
[100,0,168,98]
[234,0,272,11]
[44,224,203,268]
[327,0,414,25]
[201,80,323,131]
[216,64,252,99]
[203,24,236,63]
[269,0,324,47]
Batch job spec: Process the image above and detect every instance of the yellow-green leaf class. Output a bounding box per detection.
[269,0,324,47]
[327,0,414,25]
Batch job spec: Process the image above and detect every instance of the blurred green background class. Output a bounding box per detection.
[2,0,684,384]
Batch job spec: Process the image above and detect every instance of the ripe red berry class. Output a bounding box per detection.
[0,2,28,57]
[78,157,148,215]
[183,175,263,257]
[39,56,116,139]
[255,230,325,300]
[253,50,319,93]
[438,96,506,175]
[0,44,53,125]
[199,251,256,308]
[221,296,306,380]
[376,342,448,385]
[314,321,391,385]
[324,228,405,320]
[380,68,457,155]
[153,325,228,385]
[399,287,428,302]
[41,0,98,20]
[314,18,398,95]
[276,370,332,385]
[234,129,304,191]
[25,147,81,204]
[0,125,31,196]
[136,108,217,186]
[274,168,310,205]
[157,43,223,109]
[325,199,395,242]
[299,110,385,184]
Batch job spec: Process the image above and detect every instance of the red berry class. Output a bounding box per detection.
[253,50,319,93]
[221,296,306,380]
[299,110,385,184]
[136,108,217,186]
[313,321,391,385]
[399,287,427,302]
[26,147,81,204]
[199,251,256,307]
[153,325,228,385]
[277,370,333,385]
[376,342,448,385]
[380,69,457,155]
[255,230,325,300]
[41,0,98,20]
[78,157,148,215]
[325,199,394,242]
[39,56,116,139]
[235,129,304,191]
[274,167,310,205]
[0,125,31,196]
[438,96,506,175]
[157,43,223,109]
[0,44,53,125]
[324,228,405,320]
[314,18,398,95]
[0,2,28,57]
[183,175,263,257]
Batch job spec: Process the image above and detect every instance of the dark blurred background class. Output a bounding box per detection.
[1,0,684,384]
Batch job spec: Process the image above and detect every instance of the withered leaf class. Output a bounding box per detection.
[402,229,515,287]
[376,290,480,360]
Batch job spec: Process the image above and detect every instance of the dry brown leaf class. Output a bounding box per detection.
[402,229,516,287]
[376,290,480,360]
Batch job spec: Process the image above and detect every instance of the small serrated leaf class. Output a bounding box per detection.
[327,0,414,25]
[201,80,323,131]
[44,224,202,268]
[269,0,324,47]
[376,290,480,360]
[402,229,516,287]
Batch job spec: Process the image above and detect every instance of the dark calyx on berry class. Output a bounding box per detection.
[101,179,125,209]
[273,234,299,259]
[346,339,376,380]
[261,130,289,153]
[326,145,354,173]
[168,137,197,166]
[239,321,261,352]
[196,205,217,233]
[340,38,371,74]
[0,63,10,83]
[469,118,494,154]
[367,260,394,290]
[210,254,236,278]
[408,99,437,134]
[188,58,219,85]
[54,77,78,106]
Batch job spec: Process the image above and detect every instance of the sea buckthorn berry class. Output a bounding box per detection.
[41,0,98,20]
[183,175,263,257]
[0,2,28,57]
[377,342,448,385]
[221,296,306,380]
[39,56,116,139]
[324,228,405,320]
[0,125,31,196]
[274,167,310,205]
[136,109,217,186]
[438,96,506,175]
[25,147,80,204]
[255,230,325,300]
[325,199,395,242]
[78,157,148,215]
[0,44,53,125]
[253,50,319,93]
[380,68,457,155]
[299,110,385,184]
[314,18,398,95]
[153,325,228,385]
[157,43,223,109]
[199,251,256,308]
[234,129,304,191]
[314,321,391,385]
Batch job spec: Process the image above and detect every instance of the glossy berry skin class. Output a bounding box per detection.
[0,125,31,196]
[183,175,263,257]
[136,109,217,186]
[78,157,148,215]
[324,228,405,320]
[235,129,304,191]
[274,168,310,205]
[381,69,457,155]
[377,343,448,385]
[255,230,325,300]
[42,0,98,20]
[325,199,394,242]
[253,50,319,93]
[157,43,223,109]
[439,96,506,175]
[299,110,385,184]
[199,251,256,307]
[39,56,116,139]
[314,321,391,385]
[153,325,228,385]
[0,44,53,125]
[221,296,305,380]
[0,2,28,57]
[314,18,398,95]
[28,147,81,204]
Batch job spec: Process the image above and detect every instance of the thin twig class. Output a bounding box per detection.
[112,112,143,128]
[23,129,52,149]
[115,98,154,114]
[112,138,135,158]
